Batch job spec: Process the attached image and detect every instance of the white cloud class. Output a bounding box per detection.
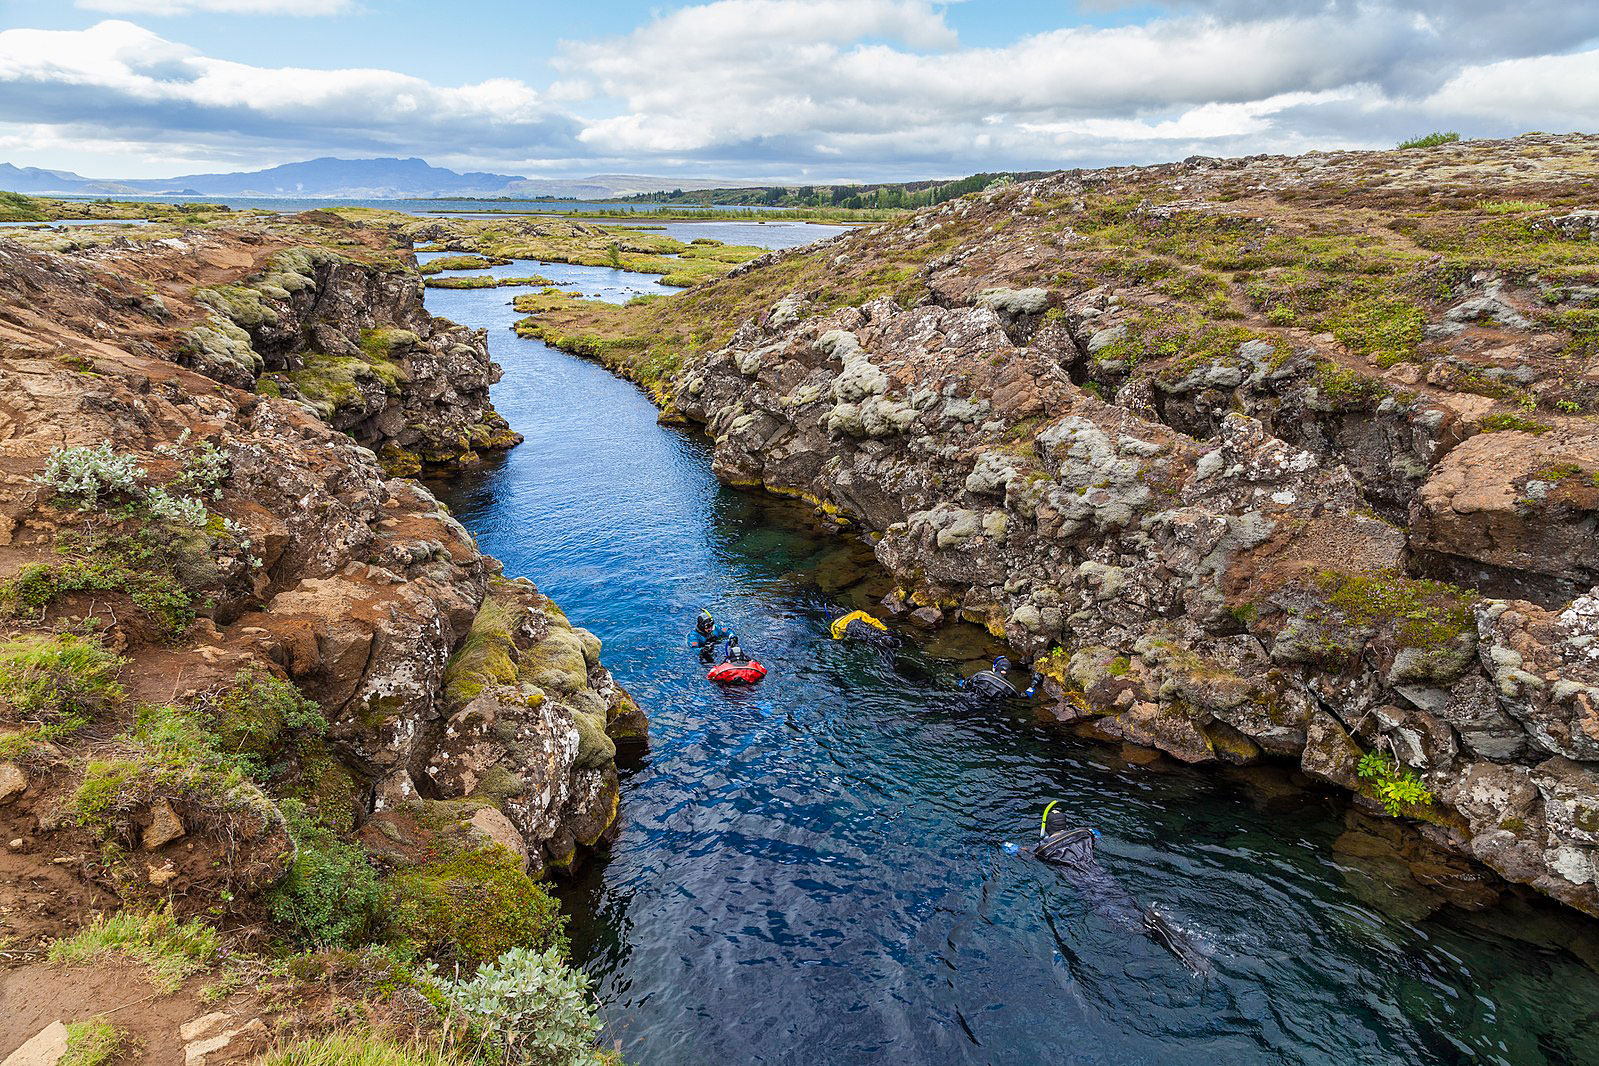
[1424,49,1599,129]
[6,1,1599,181]
[0,21,577,163]
[76,0,355,14]
[557,0,1599,170]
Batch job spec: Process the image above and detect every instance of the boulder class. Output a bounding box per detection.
[141,799,186,850]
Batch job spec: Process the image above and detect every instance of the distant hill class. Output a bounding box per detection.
[0,157,756,201]
[0,163,137,196]
[113,157,528,198]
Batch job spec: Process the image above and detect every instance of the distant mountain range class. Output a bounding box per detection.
[0,157,745,200]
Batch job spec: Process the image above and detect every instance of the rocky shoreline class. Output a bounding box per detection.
[0,211,642,1050]
[515,133,1599,918]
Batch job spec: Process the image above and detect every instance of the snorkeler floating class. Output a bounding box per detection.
[707,633,767,685]
[829,609,899,648]
[1034,801,1211,976]
[690,608,731,661]
[963,655,1042,699]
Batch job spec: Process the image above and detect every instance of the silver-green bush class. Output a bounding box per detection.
[437,946,604,1066]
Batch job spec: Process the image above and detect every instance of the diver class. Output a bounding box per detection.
[1034,801,1211,976]
[708,632,767,684]
[963,655,1041,699]
[829,609,899,648]
[689,609,731,661]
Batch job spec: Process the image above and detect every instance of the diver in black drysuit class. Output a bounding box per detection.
[963,656,1041,700]
[1035,803,1211,976]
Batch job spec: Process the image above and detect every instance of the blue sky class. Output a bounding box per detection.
[0,1,1596,182]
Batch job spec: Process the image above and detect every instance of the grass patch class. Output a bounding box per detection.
[61,1019,125,1066]
[260,1033,473,1066]
[0,632,124,724]
[48,910,219,993]
[417,254,507,275]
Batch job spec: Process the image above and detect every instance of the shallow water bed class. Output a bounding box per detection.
[422,255,1599,1066]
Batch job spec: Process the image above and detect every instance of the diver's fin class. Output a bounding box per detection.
[1142,904,1212,977]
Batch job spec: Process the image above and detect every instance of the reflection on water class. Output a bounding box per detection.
[422,250,1599,1066]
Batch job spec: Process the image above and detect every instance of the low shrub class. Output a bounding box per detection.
[1397,131,1461,150]
[34,441,146,505]
[438,946,604,1066]
[266,800,382,948]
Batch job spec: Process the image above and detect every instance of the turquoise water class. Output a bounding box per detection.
[421,252,1599,1066]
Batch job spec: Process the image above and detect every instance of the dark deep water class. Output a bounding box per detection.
[420,243,1599,1066]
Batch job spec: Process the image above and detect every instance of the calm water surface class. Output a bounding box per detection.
[421,248,1599,1066]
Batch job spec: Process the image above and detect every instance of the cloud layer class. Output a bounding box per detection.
[4,1,1599,180]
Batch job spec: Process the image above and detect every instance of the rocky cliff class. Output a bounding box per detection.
[515,133,1599,917]
[0,212,642,959]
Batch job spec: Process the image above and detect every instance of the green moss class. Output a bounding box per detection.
[198,669,325,780]
[1480,412,1552,434]
[1313,361,1393,407]
[442,594,522,706]
[1326,297,1427,367]
[283,352,407,418]
[385,846,566,969]
[1318,569,1476,649]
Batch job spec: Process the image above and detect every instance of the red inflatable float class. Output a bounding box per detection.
[708,659,767,685]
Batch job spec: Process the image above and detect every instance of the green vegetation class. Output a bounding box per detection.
[425,275,555,290]
[1357,751,1437,817]
[387,846,567,970]
[47,909,219,993]
[439,945,604,1066]
[1397,132,1462,150]
[418,254,508,275]
[70,702,261,835]
[0,529,203,639]
[1318,570,1476,649]
[281,352,406,418]
[267,800,383,948]
[61,1019,125,1066]
[617,169,1043,211]
[1480,412,1552,434]
[198,668,327,781]
[0,632,124,723]
[261,1033,475,1066]
[442,594,522,705]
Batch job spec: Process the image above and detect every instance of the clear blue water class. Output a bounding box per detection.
[421,251,1599,1066]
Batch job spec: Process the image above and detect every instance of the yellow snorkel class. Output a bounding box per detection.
[1040,800,1061,840]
